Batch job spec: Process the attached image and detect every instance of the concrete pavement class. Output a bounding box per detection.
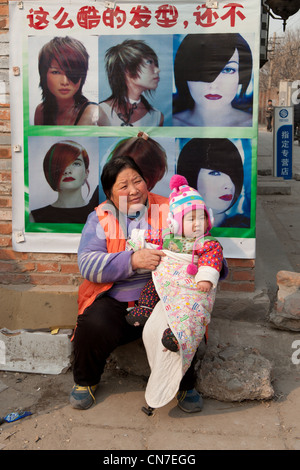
[0,128,300,452]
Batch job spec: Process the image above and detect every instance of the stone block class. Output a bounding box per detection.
[269,271,300,331]
[111,339,150,377]
[0,328,72,375]
[0,285,78,330]
[197,345,274,402]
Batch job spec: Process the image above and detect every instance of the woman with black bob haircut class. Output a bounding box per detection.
[173,33,253,127]
[35,36,98,126]
[177,138,249,228]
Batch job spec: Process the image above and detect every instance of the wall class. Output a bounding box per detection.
[0,0,255,329]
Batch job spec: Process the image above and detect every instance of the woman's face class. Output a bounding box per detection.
[47,59,81,101]
[110,168,148,215]
[128,58,160,92]
[59,154,88,192]
[197,168,235,214]
[187,49,239,109]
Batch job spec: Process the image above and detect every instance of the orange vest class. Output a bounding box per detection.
[77,192,168,317]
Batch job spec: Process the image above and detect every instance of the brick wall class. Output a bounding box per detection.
[0,0,255,293]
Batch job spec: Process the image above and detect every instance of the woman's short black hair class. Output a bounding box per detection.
[173,33,252,113]
[104,39,158,115]
[177,138,244,208]
[101,155,145,199]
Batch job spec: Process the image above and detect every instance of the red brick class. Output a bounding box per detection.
[0,197,12,207]
[20,262,36,272]
[0,109,10,120]
[0,18,8,30]
[227,259,255,268]
[0,147,11,158]
[232,270,255,281]
[0,171,11,182]
[61,263,80,274]
[0,222,12,234]
[0,261,18,273]
[0,273,29,284]
[0,248,28,261]
[36,262,60,273]
[0,235,11,246]
[0,5,9,16]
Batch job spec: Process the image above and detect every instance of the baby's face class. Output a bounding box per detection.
[182,209,208,238]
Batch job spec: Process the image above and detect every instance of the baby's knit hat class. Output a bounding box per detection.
[167,175,214,276]
[168,174,213,235]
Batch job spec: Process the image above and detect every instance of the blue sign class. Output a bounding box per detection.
[276,124,293,179]
[274,107,293,179]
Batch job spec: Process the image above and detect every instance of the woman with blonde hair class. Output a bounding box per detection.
[98,39,164,126]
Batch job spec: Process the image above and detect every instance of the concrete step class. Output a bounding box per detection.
[257,176,291,195]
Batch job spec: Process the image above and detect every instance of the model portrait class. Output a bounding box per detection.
[98,36,173,127]
[176,138,251,228]
[29,138,99,224]
[30,36,99,126]
[173,33,253,127]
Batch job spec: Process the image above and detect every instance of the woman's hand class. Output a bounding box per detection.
[131,249,165,272]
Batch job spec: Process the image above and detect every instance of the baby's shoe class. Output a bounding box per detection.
[161,327,179,352]
[126,305,152,327]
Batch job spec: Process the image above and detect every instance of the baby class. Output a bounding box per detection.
[126,175,225,352]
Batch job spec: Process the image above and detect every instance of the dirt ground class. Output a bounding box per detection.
[0,364,149,450]
[0,368,75,420]
[0,361,145,422]
[1,364,300,451]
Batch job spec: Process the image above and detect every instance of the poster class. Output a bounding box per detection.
[9,0,261,257]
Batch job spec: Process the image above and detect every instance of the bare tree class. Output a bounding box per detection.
[260,29,300,91]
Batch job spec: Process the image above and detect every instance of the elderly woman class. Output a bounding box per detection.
[70,156,203,412]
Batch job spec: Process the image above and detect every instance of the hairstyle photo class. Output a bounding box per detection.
[98,35,173,126]
[28,35,99,125]
[176,138,251,228]
[173,33,254,126]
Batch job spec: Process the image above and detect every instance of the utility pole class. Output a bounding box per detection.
[267,32,276,95]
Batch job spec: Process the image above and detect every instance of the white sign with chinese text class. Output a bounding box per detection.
[10,0,261,258]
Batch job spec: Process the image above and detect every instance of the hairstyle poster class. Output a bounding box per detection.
[10,0,261,258]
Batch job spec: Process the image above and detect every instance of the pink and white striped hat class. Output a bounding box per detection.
[167,174,213,235]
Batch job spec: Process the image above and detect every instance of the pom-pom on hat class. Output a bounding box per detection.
[167,174,213,236]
